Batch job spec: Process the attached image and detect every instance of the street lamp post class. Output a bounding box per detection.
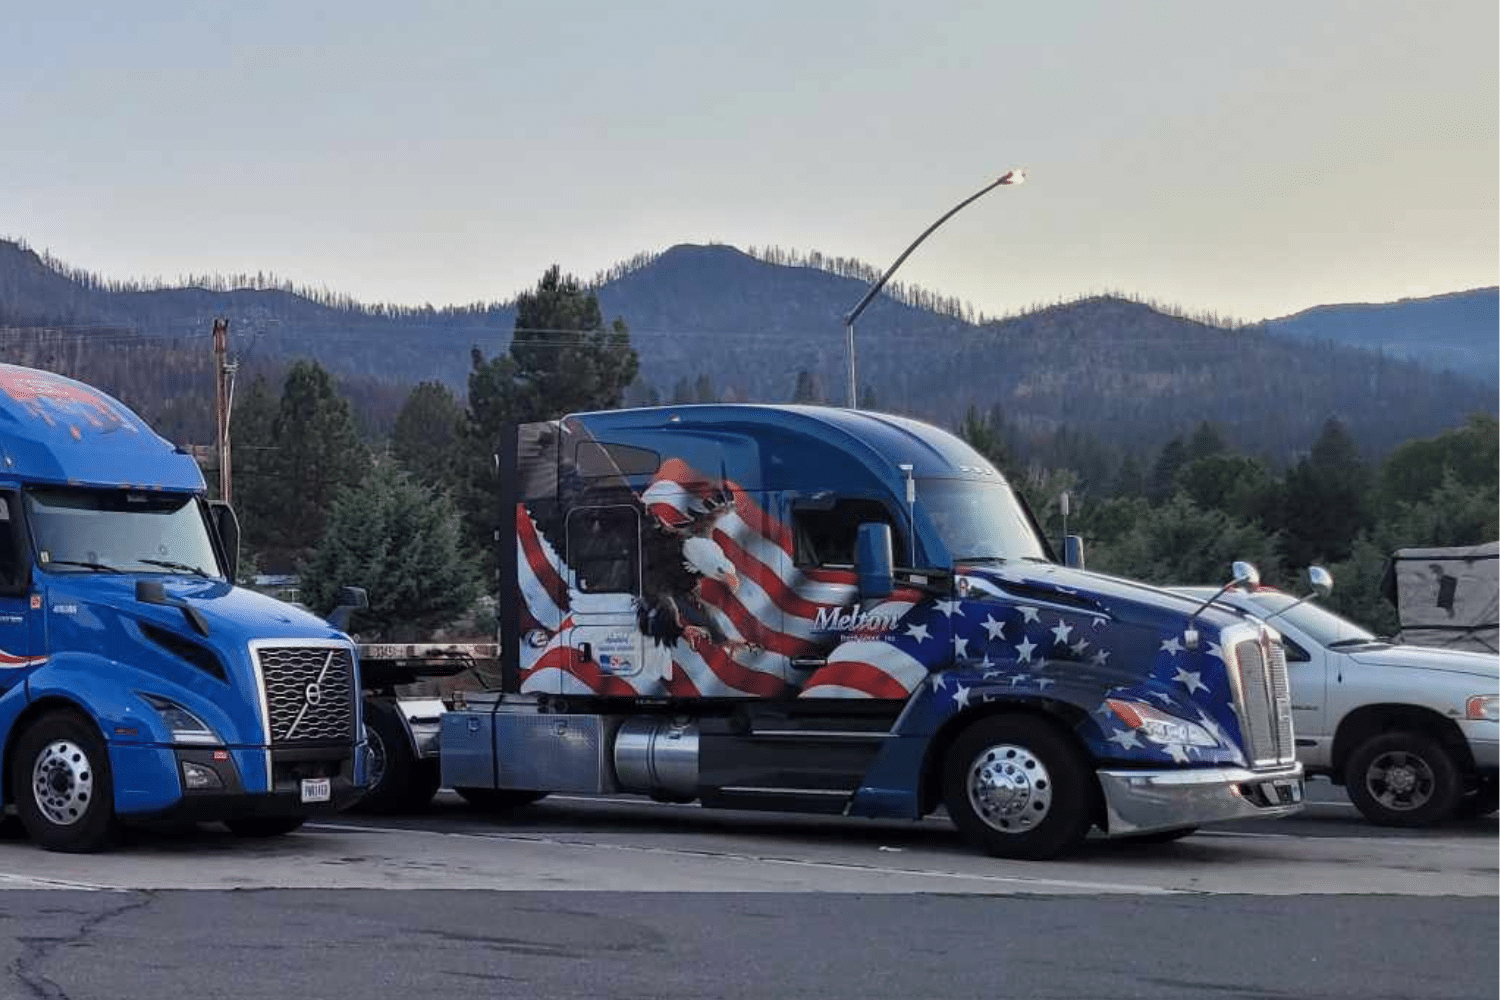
[842,169,1026,409]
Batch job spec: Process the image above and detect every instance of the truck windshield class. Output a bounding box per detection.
[25,488,223,579]
[919,479,1048,564]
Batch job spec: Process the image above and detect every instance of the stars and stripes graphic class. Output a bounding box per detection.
[514,457,932,699]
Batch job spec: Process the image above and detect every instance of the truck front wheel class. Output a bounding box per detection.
[354,699,440,814]
[1344,731,1462,827]
[941,714,1096,860]
[11,711,118,853]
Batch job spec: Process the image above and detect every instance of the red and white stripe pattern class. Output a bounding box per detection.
[0,647,47,670]
[515,458,931,700]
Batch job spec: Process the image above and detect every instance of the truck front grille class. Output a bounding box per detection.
[254,644,357,745]
[1232,638,1295,768]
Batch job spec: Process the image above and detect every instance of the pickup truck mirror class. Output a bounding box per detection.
[207,500,240,582]
[1307,565,1333,599]
[855,523,894,601]
[1063,534,1085,569]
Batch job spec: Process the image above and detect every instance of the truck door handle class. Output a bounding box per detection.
[579,642,592,662]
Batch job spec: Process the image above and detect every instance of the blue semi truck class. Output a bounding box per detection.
[425,405,1305,859]
[0,364,365,852]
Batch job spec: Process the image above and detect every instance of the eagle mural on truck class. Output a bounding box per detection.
[510,418,930,700]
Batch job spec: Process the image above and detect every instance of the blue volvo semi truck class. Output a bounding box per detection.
[434,405,1305,860]
[0,364,365,852]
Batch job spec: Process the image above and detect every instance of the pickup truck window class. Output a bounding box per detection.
[919,479,1048,565]
[24,488,224,579]
[1243,592,1381,648]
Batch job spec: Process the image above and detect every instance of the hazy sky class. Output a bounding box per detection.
[4,1,1495,322]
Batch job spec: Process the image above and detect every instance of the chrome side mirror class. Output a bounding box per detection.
[1308,565,1333,599]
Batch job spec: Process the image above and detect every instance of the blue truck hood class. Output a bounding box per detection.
[956,560,1251,634]
[45,574,342,646]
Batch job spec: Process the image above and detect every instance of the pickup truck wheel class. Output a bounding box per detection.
[454,788,548,811]
[942,715,1095,860]
[225,816,306,838]
[11,711,118,853]
[1344,731,1461,827]
[353,699,438,814]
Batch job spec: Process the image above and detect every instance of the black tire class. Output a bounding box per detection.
[10,710,118,853]
[1344,731,1462,827]
[454,787,549,811]
[1454,778,1499,820]
[941,714,1097,860]
[225,816,307,838]
[1118,826,1198,844]
[352,699,440,814]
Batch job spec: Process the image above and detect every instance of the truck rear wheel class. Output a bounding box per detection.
[941,714,1096,860]
[11,710,118,853]
[354,699,440,814]
[454,788,549,811]
[1344,731,1461,827]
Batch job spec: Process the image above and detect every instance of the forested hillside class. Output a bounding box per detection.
[0,238,1492,471]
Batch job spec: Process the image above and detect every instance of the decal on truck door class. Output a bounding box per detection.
[515,451,932,699]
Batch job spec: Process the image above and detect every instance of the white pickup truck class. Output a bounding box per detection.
[1176,575,1498,826]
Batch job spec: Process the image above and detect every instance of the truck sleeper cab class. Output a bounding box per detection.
[440,404,1303,860]
[0,364,365,852]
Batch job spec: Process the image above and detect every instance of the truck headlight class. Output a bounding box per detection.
[1107,698,1220,747]
[140,694,222,745]
[1466,695,1499,722]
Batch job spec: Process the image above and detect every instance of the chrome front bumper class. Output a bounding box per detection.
[1097,763,1304,836]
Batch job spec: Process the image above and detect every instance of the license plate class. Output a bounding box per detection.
[300,777,331,803]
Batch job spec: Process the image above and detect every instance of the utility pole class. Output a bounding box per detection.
[212,318,234,504]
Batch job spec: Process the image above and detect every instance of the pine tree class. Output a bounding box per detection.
[391,380,464,493]
[462,265,640,573]
[298,462,481,640]
[262,361,370,570]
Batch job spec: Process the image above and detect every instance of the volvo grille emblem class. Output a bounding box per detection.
[304,682,323,707]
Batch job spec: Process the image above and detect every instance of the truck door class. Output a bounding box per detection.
[0,491,42,694]
[561,503,650,694]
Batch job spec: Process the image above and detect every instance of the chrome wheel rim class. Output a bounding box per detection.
[32,739,94,827]
[967,742,1052,834]
[1365,750,1435,812]
[365,724,387,790]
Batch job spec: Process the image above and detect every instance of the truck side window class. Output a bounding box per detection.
[792,500,904,568]
[0,495,21,591]
[567,505,640,595]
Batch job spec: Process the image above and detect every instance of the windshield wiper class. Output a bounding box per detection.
[45,560,124,573]
[1326,637,1382,648]
[137,558,212,578]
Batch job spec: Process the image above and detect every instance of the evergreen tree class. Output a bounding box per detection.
[1149,437,1189,500]
[1278,417,1371,568]
[391,380,464,493]
[229,374,280,559]
[263,361,370,569]
[1089,495,1284,587]
[298,462,481,640]
[1187,421,1228,460]
[792,369,823,403]
[694,373,715,403]
[462,265,639,575]
[669,377,693,404]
